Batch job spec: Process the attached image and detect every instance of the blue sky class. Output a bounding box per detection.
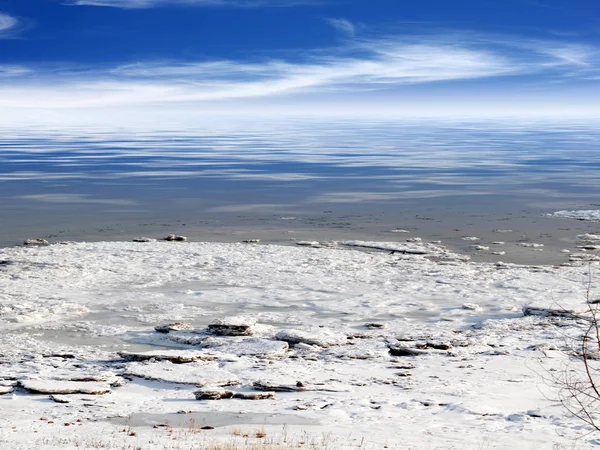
[0,0,599,124]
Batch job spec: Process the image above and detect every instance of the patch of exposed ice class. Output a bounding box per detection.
[20,380,111,395]
[124,361,239,386]
[23,238,50,246]
[578,234,600,241]
[201,337,289,358]
[341,240,469,261]
[550,210,600,221]
[154,322,193,333]
[275,329,346,348]
[118,350,217,363]
[0,385,14,395]
[578,245,600,250]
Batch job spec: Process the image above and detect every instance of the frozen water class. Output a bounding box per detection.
[0,240,599,448]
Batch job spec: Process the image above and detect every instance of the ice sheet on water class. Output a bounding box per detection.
[123,361,240,386]
[550,210,600,221]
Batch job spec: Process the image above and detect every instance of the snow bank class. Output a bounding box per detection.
[0,240,599,449]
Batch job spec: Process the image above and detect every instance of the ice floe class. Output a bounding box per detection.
[551,210,600,221]
[19,380,111,395]
[208,316,258,336]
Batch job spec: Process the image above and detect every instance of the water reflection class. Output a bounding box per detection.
[1,117,599,246]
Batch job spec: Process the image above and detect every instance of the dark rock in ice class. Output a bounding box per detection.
[425,342,453,351]
[253,381,308,392]
[194,388,234,400]
[50,395,71,404]
[24,239,50,246]
[132,237,155,243]
[365,323,387,329]
[577,245,600,251]
[388,343,428,357]
[154,322,193,333]
[43,353,77,359]
[389,364,416,370]
[462,303,482,311]
[164,234,187,242]
[526,409,546,418]
[522,306,585,319]
[295,241,320,247]
[208,316,257,336]
[481,349,510,356]
[527,343,558,351]
[233,392,274,400]
[242,239,260,244]
[275,329,346,348]
[166,333,207,346]
[193,388,274,400]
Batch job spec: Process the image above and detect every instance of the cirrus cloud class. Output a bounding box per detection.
[66,0,316,8]
[0,12,18,37]
[0,28,598,111]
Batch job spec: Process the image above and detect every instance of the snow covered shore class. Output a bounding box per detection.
[1,240,599,449]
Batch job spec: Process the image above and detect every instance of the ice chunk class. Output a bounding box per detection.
[20,380,111,395]
[118,350,217,363]
[124,361,239,386]
[164,234,187,241]
[208,316,257,336]
[550,210,600,221]
[578,234,600,241]
[24,239,49,246]
[275,329,346,348]
[154,322,193,333]
[201,337,289,358]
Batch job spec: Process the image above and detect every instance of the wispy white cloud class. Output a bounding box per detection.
[0,65,31,77]
[67,0,314,8]
[0,31,598,111]
[327,18,355,36]
[0,12,18,37]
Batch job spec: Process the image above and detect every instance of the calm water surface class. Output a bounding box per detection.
[1,118,600,263]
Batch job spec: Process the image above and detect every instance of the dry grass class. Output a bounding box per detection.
[31,419,370,450]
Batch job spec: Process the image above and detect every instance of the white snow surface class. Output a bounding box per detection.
[551,210,600,221]
[0,241,599,448]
